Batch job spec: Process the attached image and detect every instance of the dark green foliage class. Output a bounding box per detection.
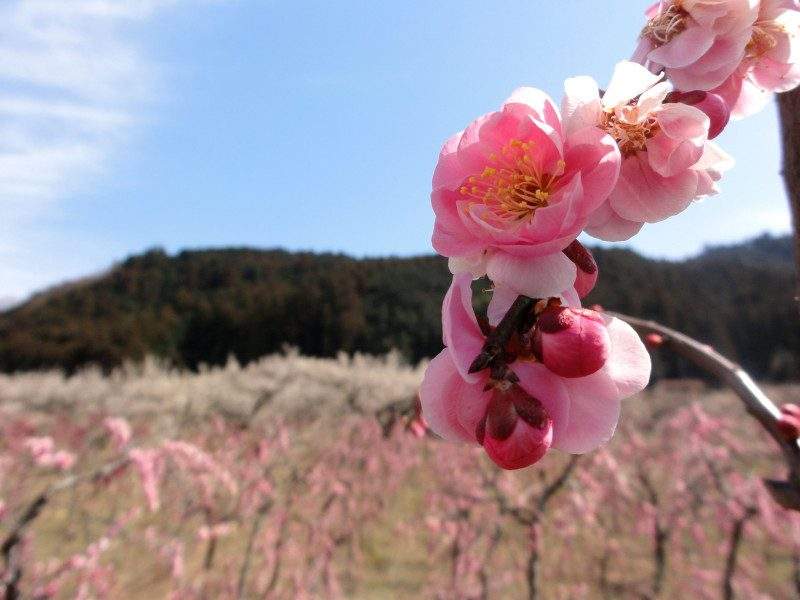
[0,235,796,379]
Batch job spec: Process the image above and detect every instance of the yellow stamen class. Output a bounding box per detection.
[747,23,781,59]
[601,112,660,158]
[458,139,560,223]
[641,2,689,46]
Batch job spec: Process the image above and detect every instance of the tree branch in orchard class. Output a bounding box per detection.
[778,87,800,310]
[610,312,800,511]
[1,457,131,600]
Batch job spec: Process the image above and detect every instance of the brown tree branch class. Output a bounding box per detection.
[469,295,535,376]
[1,457,130,600]
[778,88,800,309]
[722,506,758,600]
[611,312,800,511]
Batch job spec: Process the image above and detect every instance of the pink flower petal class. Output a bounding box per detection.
[487,284,520,327]
[556,374,622,453]
[561,76,603,137]
[647,104,708,177]
[442,274,485,383]
[432,130,466,191]
[601,315,653,398]
[610,154,699,223]
[562,126,622,212]
[603,61,665,109]
[419,350,477,443]
[649,23,715,68]
[585,201,645,242]
[431,189,486,258]
[667,33,749,90]
[485,251,577,299]
[504,87,564,140]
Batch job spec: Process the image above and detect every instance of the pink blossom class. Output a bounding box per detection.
[432,87,621,298]
[130,448,165,512]
[24,436,55,459]
[635,0,760,91]
[563,61,734,241]
[23,437,76,471]
[419,275,651,468]
[48,451,76,471]
[197,522,236,541]
[103,417,132,451]
[711,0,800,117]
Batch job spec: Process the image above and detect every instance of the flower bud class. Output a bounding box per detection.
[666,90,730,140]
[533,306,610,378]
[645,333,665,348]
[562,240,598,298]
[477,386,552,470]
[778,404,800,441]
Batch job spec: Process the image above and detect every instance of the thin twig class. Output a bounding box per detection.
[236,499,273,600]
[1,457,130,600]
[722,505,758,600]
[537,455,580,512]
[469,295,535,375]
[610,312,800,511]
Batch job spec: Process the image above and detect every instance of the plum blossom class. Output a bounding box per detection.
[432,87,621,298]
[562,61,734,241]
[712,0,800,117]
[419,274,651,469]
[103,417,132,451]
[23,436,76,471]
[634,0,761,91]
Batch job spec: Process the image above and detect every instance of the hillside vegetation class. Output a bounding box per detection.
[0,234,796,379]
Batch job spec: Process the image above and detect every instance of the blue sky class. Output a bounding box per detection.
[0,0,792,299]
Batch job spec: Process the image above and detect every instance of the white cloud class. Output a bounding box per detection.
[0,0,224,297]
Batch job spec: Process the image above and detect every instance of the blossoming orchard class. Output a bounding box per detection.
[3,1,800,599]
[422,0,800,473]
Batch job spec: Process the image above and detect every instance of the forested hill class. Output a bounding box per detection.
[0,234,797,380]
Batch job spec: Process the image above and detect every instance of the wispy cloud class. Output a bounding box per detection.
[0,0,223,297]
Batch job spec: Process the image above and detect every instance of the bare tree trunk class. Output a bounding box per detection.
[526,521,541,600]
[778,89,800,309]
[652,519,668,598]
[722,507,757,600]
[477,525,503,600]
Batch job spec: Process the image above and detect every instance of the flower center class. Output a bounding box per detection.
[641,2,689,46]
[459,139,564,222]
[746,23,780,59]
[601,111,660,158]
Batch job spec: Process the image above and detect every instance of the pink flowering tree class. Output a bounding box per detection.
[421,0,800,506]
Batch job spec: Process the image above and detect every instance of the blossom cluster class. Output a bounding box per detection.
[421,0,800,470]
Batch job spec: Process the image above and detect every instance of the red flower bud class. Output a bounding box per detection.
[533,306,610,378]
[778,404,800,441]
[478,386,553,470]
[666,90,730,140]
[645,333,665,348]
[562,240,598,298]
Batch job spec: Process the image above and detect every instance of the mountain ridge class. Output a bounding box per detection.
[0,234,796,379]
